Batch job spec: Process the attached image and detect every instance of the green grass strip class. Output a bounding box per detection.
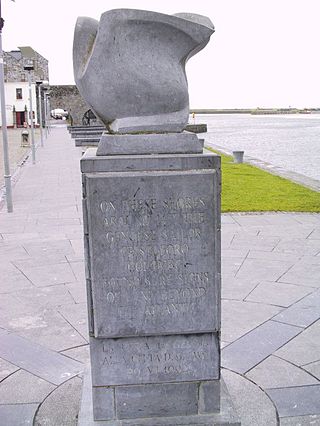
[205,147,320,212]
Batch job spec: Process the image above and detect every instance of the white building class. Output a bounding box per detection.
[2,81,37,127]
[0,47,49,128]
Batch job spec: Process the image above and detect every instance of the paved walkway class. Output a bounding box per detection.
[0,124,319,425]
[0,128,41,187]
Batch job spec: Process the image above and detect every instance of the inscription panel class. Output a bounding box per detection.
[90,333,219,386]
[86,170,219,337]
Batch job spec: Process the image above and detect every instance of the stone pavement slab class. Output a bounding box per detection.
[245,355,318,388]
[273,288,320,327]
[303,360,320,380]
[0,403,39,426]
[245,281,313,307]
[222,320,303,373]
[0,369,56,403]
[221,299,282,343]
[266,385,320,417]
[0,329,82,385]
[280,414,320,425]
[275,320,320,366]
[0,358,19,382]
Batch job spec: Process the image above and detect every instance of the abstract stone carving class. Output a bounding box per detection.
[73,9,214,133]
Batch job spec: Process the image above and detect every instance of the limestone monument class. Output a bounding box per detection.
[75,8,240,425]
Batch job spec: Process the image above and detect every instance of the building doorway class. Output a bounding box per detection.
[16,111,26,127]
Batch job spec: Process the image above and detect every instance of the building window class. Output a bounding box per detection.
[16,88,23,100]
[21,73,26,82]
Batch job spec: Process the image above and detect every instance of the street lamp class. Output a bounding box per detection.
[46,93,51,134]
[42,82,49,138]
[0,1,13,212]
[24,58,36,164]
[36,81,44,147]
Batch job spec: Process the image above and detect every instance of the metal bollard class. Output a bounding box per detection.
[233,150,244,163]
[21,130,30,147]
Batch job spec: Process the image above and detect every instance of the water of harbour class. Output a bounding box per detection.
[198,114,320,181]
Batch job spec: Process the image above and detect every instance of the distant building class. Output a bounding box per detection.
[1,47,49,128]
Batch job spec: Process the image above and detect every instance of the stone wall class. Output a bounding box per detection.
[4,50,49,83]
[49,85,102,126]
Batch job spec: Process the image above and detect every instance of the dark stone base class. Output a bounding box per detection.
[78,368,241,426]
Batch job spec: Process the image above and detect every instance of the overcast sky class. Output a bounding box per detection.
[2,0,320,108]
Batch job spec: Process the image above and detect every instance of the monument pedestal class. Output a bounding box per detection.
[78,366,240,425]
[79,141,240,425]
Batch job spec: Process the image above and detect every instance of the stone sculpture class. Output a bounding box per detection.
[76,8,241,425]
[73,9,214,133]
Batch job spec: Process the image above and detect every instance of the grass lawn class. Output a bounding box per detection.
[205,147,320,212]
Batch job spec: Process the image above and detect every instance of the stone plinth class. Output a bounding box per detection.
[80,135,240,425]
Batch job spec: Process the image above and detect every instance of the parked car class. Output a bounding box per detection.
[51,108,68,119]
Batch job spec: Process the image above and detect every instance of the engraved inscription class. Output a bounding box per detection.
[90,334,219,386]
[87,171,218,337]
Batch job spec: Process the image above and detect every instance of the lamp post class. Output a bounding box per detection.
[42,84,49,138]
[46,92,51,134]
[0,1,13,212]
[36,81,43,147]
[24,58,35,164]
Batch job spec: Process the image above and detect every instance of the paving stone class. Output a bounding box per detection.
[280,414,320,425]
[273,288,320,327]
[69,239,84,255]
[258,226,316,239]
[34,376,82,426]
[0,369,56,403]
[222,257,245,275]
[17,262,76,287]
[300,255,320,264]
[274,239,320,256]
[222,248,249,258]
[303,360,320,380]
[0,271,34,293]
[221,275,259,301]
[0,330,83,385]
[293,215,320,225]
[221,300,281,342]
[221,214,238,224]
[66,280,87,304]
[222,320,302,374]
[235,258,295,282]
[0,357,19,382]
[230,235,280,251]
[230,214,274,227]
[13,253,68,267]
[222,368,277,426]
[245,281,313,307]
[0,244,30,260]
[61,345,90,365]
[0,403,39,426]
[275,320,320,366]
[13,284,76,309]
[58,303,89,341]
[280,261,320,287]
[0,293,39,321]
[308,228,320,240]
[69,260,85,283]
[246,355,318,388]
[22,239,75,257]
[3,308,87,352]
[266,385,320,417]
[247,250,302,262]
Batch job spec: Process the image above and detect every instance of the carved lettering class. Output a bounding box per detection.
[89,173,217,336]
